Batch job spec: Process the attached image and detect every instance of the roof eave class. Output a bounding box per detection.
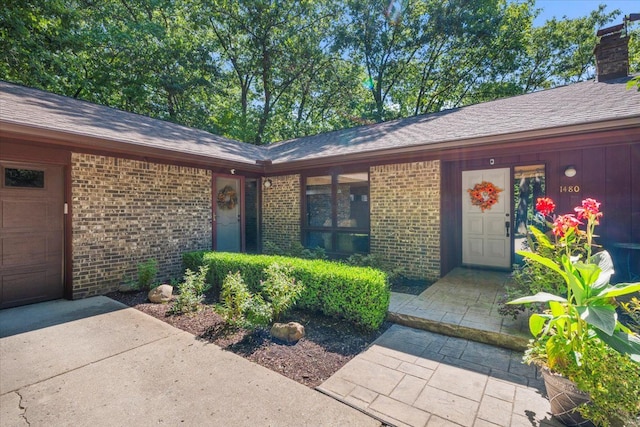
[265,116,640,172]
[0,120,265,173]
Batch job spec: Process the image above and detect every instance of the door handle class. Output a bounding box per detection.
[505,221,510,237]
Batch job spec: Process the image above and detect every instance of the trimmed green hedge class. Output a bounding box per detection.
[182,251,390,330]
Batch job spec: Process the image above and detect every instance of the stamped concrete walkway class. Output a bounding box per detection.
[318,267,563,427]
[318,325,562,427]
[388,268,530,351]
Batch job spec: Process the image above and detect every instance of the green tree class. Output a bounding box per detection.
[1,0,218,131]
[333,0,431,122]
[517,5,620,92]
[191,0,341,144]
[1,0,633,144]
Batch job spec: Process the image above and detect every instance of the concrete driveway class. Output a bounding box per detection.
[0,297,379,427]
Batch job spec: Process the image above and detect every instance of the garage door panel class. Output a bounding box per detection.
[1,200,62,231]
[2,200,48,229]
[1,232,62,267]
[1,269,60,308]
[0,162,64,308]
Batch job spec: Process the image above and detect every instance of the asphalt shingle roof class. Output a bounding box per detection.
[0,81,266,165]
[2,77,639,168]
[266,76,640,164]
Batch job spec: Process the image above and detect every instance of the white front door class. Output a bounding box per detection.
[462,168,511,268]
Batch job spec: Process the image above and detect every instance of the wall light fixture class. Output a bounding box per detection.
[564,165,577,178]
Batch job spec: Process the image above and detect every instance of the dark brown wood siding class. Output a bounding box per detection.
[441,140,640,280]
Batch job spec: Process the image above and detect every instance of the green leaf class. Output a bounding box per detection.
[588,250,615,289]
[595,329,640,364]
[576,305,616,335]
[529,313,548,336]
[507,292,567,305]
[561,255,587,304]
[573,262,601,290]
[548,300,565,316]
[529,225,554,249]
[595,282,640,299]
[516,250,565,276]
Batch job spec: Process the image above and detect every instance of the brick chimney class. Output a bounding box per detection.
[594,23,629,81]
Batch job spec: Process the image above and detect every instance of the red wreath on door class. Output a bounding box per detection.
[467,181,503,212]
[217,185,238,210]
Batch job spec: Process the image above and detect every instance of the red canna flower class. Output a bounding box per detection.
[575,198,603,223]
[552,214,582,237]
[536,197,556,217]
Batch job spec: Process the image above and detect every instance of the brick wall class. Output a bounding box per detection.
[71,154,212,298]
[370,161,441,280]
[261,174,300,251]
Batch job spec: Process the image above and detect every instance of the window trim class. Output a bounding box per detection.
[300,169,370,256]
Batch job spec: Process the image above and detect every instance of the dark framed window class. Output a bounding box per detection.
[4,168,45,188]
[302,171,370,255]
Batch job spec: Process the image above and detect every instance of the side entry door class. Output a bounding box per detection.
[214,175,242,252]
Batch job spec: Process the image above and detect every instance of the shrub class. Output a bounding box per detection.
[498,231,569,319]
[182,250,207,272]
[261,263,303,322]
[170,265,210,315]
[344,253,405,286]
[564,340,640,426]
[620,297,640,334]
[183,251,390,330]
[244,294,272,328]
[262,240,327,260]
[219,271,252,326]
[137,259,158,290]
[219,264,302,328]
[262,241,286,256]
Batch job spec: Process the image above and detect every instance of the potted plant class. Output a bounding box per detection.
[508,198,640,427]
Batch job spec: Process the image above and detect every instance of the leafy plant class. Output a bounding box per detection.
[137,259,158,290]
[260,263,303,322]
[499,233,569,319]
[170,266,210,315]
[244,294,272,328]
[218,264,303,328]
[564,342,640,427]
[184,251,389,330]
[262,241,286,256]
[219,271,252,326]
[344,253,405,287]
[508,198,640,425]
[262,240,327,260]
[120,275,137,291]
[620,297,640,335]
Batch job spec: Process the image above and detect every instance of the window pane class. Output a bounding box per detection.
[5,168,45,188]
[336,233,369,253]
[306,231,332,251]
[337,173,369,228]
[513,165,546,255]
[306,175,332,227]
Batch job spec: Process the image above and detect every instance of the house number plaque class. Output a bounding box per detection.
[559,185,580,193]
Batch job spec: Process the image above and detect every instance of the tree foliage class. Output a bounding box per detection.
[0,0,631,144]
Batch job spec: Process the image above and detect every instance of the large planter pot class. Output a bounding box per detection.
[541,368,595,427]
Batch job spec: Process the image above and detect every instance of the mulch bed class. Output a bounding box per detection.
[107,290,389,388]
[107,281,429,388]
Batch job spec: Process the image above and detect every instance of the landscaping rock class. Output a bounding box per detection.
[270,322,305,343]
[148,285,173,303]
